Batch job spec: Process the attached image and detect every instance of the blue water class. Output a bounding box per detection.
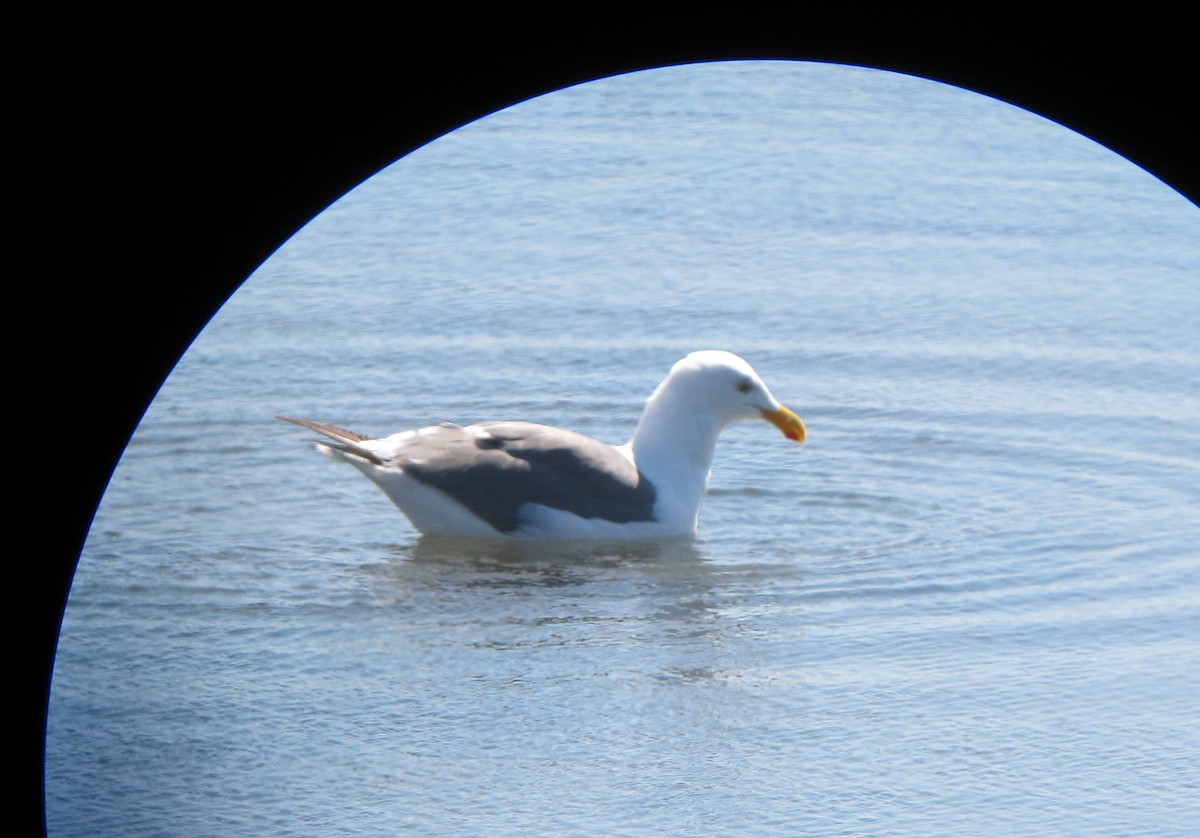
[47,61,1199,836]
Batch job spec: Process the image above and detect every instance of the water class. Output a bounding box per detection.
[46,61,1199,836]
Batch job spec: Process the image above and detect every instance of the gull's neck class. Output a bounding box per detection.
[627,389,724,532]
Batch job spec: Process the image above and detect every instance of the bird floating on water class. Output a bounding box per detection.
[277,350,805,540]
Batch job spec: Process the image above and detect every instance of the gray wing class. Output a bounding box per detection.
[395,422,657,533]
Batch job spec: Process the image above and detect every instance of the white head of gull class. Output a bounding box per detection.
[277,350,805,540]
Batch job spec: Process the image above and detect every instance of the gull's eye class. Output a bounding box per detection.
[737,379,753,393]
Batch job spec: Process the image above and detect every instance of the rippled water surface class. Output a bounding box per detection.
[47,62,1199,836]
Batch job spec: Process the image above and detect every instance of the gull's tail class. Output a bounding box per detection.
[274,414,385,465]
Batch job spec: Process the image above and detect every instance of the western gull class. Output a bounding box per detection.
[277,350,806,539]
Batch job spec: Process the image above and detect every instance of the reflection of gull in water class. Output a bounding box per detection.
[278,351,805,540]
[368,534,714,615]
[408,532,705,571]
[363,536,785,687]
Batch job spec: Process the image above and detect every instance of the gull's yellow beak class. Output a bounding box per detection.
[761,404,807,443]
